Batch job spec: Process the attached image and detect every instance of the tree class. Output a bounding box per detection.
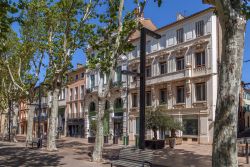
[87,0,162,162]
[202,0,250,166]
[38,0,98,151]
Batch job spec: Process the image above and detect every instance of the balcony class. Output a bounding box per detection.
[33,115,48,121]
[68,112,84,119]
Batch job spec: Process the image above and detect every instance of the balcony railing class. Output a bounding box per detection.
[33,115,48,121]
[68,112,84,119]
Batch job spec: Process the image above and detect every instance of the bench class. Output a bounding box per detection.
[26,138,42,148]
[110,147,154,167]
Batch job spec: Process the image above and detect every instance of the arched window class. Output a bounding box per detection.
[89,102,96,112]
[114,98,123,109]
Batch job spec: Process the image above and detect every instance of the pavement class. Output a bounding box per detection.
[0,135,249,167]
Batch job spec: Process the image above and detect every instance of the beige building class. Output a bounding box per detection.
[85,8,220,144]
[66,64,86,137]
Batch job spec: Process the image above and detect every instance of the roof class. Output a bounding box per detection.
[130,7,215,42]
[129,18,157,40]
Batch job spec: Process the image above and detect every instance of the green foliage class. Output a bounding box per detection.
[242,0,250,19]
[146,107,183,139]
[103,118,109,136]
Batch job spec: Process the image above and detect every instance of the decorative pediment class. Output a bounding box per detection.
[173,46,188,57]
[192,39,209,51]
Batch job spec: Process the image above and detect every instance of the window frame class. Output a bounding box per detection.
[159,89,167,104]
[195,82,206,101]
[195,51,206,68]
[195,20,205,37]
[159,61,167,75]
[176,57,185,71]
[176,86,185,103]
[176,28,184,44]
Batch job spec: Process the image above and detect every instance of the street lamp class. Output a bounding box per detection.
[121,28,160,149]
[139,28,161,149]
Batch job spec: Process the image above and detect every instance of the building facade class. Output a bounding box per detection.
[66,64,86,137]
[243,89,250,129]
[85,8,220,144]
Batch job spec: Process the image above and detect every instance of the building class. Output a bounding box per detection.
[66,64,86,137]
[243,89,250,129]
[18,101,29,135]
[85,7,220,144]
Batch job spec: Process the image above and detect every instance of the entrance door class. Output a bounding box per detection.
[114,119,123,138]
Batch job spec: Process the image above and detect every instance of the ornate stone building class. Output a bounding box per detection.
[85,7,220,144]
[126,8,220,144]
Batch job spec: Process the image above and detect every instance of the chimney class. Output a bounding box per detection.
[176,13,185,21]
[77,63,83,68]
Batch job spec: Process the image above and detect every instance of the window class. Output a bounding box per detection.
[70,88,73,100]
[196,83,206,101]
[81,85,84,99]
[176,86,185,103]
[81,72,84,78]
[159,89,167,104]
[195,51,205,67]
[176,28,184,44]
[116,66,122,82]
[75,74,78,81]
[146,91,151,106]
[160,61,167,74]
[195,20,204,37]
[90,75,95,88]
[132,93,138,107]
[146,66,151,77]
[146,40,151,53]
[176,57,185,71]
[160,34,166,49]
[248,116,250,128]
[182,116,198,135]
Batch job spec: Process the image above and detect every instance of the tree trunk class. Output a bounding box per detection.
[47,89,59,151]
[11,105,18,142]
[92,99,105,162]
[153,128,157,140]
[26,105,35,142]
[212,1,246,167]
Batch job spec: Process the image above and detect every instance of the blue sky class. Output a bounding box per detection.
[71,0,250,83]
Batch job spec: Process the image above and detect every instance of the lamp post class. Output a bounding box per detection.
[121,28,160,149]
[139,28,161,149]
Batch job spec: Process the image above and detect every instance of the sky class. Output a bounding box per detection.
[71,0,250,83]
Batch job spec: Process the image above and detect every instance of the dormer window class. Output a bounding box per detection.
[176,28,184,44]
[195,20,204,37]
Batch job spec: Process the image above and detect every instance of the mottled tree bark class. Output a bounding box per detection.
[47,89,59,151]
[26,106,35,142]
[211,1,247,167]
[92,99,105,162]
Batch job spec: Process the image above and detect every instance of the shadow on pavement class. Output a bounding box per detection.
[0,143,65,167]
[153,147,211,167]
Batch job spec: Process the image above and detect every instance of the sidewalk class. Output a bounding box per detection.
[0,136,249,167]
